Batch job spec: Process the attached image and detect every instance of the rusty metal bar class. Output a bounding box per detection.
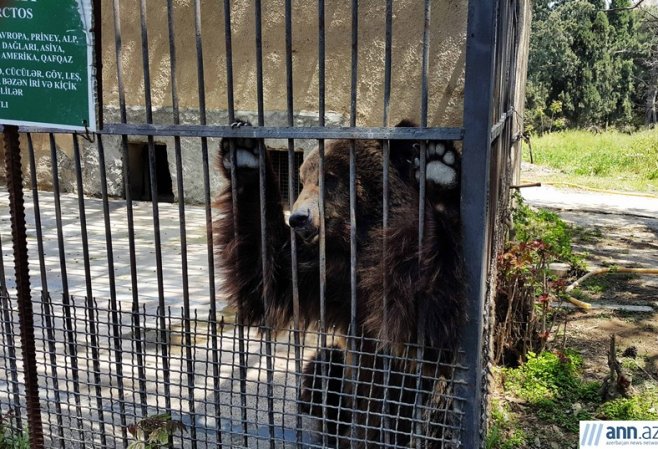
[2,125,44,449]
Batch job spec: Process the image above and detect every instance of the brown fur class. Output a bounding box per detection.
[214,121,465,448]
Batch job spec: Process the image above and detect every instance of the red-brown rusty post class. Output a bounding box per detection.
[2,125,44,449]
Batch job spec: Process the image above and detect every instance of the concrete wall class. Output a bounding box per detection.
[2,0,530,205]
[100,0,468,127]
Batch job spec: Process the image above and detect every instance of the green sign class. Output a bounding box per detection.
[0,0,96,131]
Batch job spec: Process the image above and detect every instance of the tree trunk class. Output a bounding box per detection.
[646,83,657,127]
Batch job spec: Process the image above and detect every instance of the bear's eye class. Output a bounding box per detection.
[323,173,339,191]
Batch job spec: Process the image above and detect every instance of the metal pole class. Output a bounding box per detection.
[2,125,44,449]
[458,0,498,447]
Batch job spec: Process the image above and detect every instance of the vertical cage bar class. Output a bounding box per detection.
[110,0,127,124]
[348,1,359,446]
[0,162,20,432]
[26,134,67,447]
[96,134,129,446]
[138,0,172,420]
[222,1,249,445]
[0,237,21,428]
[0,142,21,429]
[458,0,498,447]
[416,0,431,253]
[72,134,108,447]
[316,0,329,445]
[111,0,148,417]
[165,2,198,446]
[413,1,431,446]
[71,296,95,446]
[383,0,393,128]
[283,1,303,447]
[122,134,149,416]
[92,0,103,128]
[379,0,394,445]
[26,134,49,298]
[192,0,222,443]
[33,295,53,447]
[2,125,43,448]
[419,0,431,129]
[349,0,358,333]
[48,133,86,445]
[253,2,277,447]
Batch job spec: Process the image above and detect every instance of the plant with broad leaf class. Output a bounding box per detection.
[493,194,582,366]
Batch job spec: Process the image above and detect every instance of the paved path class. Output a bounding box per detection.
[0,187,316,448]
[522,184,658,292]
[0,187,221,315]
[522,184,658,220]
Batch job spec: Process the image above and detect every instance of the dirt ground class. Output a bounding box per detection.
[500,169,658,448]
[540,201,658,381]
[520,163,658,375]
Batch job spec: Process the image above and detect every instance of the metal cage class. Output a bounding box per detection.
[0,0,527,447]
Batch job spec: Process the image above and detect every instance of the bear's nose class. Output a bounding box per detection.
[289,210,311,229]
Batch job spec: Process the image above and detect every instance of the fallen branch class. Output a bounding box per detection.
[565,295,593,310]
[563,267,658,311]
[566,267,658,293]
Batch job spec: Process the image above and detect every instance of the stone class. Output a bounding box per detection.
[549,262,571,277]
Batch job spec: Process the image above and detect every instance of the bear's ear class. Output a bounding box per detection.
[387,119,419,185]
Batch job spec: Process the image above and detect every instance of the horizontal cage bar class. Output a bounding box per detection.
[12,124,465,141]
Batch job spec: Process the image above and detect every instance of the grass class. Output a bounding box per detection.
[598,385,658,420]
[581,272,638,295]
[523,128,658,194]
[0,411,29,449]
[502,351,599,432]
[485,400,527,449]
[490,348,658,447]
[492,350,658,447]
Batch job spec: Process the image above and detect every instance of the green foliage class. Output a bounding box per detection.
[598,387,658,420]
[503,351,600,431]
[526,0,648,132]
[485,400,527,449]
[127,414,186,449]
[0,412,29,449]
[494,195,583,364]
[512,195,583,269]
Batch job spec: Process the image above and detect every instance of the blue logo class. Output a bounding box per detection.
[580,422,604,447]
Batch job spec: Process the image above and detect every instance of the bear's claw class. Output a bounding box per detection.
[230,120,251,129]
[414,142,458,189]
[221,120,260,170]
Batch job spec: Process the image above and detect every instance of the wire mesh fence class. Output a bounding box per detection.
[0,292,467,448]
[0,0,526,447]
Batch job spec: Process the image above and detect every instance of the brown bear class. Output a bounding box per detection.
[214,119,465,448]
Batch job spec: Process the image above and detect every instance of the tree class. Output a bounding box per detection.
[636,6,658,126]
[526,0,646,133]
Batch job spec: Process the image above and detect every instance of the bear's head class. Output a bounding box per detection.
[288,139,413,247]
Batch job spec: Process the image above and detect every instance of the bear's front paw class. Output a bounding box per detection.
[414,142,458,189]
[220,120,260,171]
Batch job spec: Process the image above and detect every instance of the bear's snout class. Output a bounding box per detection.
[289,209,311,229]
[288,208,318,242]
